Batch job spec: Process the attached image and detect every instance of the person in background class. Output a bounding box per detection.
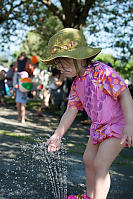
[17,52,28,72]
[25,57,35,78]
[6,63,14,87]
[6,62,17,98]
[13,70,29,124]
[49,69,65,106]
[30,55,42,99]
[34,68,63,116]
[0,70,6,106]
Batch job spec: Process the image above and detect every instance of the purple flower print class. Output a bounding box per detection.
[84,96,88,104]
[101,93,106,101]
[97,101,103,111]
[87,88,91,96]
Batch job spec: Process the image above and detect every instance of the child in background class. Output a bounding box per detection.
[34,68,63,116]
[6,62,16,88]
[0,70,6,106]
[13,70,29,124]
[42,28,133,199]
[6,62,17,98]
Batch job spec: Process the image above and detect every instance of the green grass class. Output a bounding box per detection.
[1,98,133,168]
[0,130,36,143]
[118,154,133,160]
[0,130,133,167]
[4,96,61,115]
[113,161,133,168]
[68,149,83,155]
[0,129,83,155]
[26,100,42,111]
[4,96,16,105]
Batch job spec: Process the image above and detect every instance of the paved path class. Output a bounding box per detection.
[0,106,133,199]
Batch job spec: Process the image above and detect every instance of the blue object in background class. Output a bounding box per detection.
[5,83,12,97]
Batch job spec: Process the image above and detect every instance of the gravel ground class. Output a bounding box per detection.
[0,105,133,199]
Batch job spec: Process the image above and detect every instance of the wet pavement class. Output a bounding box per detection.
[0,105,133,199]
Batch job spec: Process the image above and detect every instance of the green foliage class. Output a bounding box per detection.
[96,53,133,81]
[0,56,8,66]
[20,31,41,56]
[124,57,133,81]
[12,51,20,61]
[12,14,63,70]
[0,130,35,143]
[0,0,132,63]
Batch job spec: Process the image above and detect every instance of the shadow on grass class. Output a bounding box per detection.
[0,98,133,198]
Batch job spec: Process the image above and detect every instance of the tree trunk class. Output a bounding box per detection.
[40,0,96,29]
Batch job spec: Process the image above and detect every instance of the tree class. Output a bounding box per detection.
[95,53,133,81]
[0,56,8,66]
[0,0,133,61]
[20,14,63,69]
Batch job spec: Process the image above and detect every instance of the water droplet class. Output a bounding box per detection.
[1,137,68,198]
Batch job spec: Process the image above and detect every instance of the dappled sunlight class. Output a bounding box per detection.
[0,106,133,198]
[111,170,125,177]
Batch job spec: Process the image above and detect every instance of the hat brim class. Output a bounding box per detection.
[41,46,102,65]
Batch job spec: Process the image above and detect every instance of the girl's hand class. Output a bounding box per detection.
[45,135,62,152]
[121,124,133,147]
[14,84,19,89]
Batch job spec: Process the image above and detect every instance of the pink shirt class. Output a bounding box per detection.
[68,61,128,144]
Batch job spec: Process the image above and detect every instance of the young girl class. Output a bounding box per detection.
[13,70,29,124]
[42,28,133,199]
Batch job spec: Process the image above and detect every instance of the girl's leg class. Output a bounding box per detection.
[21,103,26,123]
[44,89,50,108]
[34,106,43,116]
[94,137,125,199]
[16,102,21,121]
[83,138,99,198]
[1,96,6,106]
[34,89,50,116]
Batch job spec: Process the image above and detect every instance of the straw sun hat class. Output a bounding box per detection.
[41,28,102,65]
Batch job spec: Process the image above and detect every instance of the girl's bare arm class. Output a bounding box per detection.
[45,107,78,152]
[119,88,133,147]
[54,107,78,138]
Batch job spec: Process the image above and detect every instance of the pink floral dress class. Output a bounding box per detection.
[68,61,128,144]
